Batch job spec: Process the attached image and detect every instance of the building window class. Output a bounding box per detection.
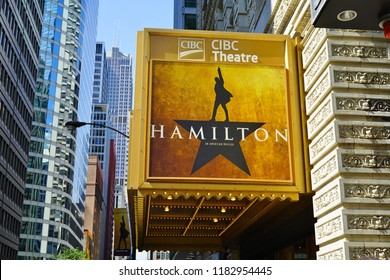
[185,0,196,8]
[184,14,196,30]
[96,44,102,53]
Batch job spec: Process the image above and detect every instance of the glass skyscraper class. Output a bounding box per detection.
[18,0,99,259]
[0,0,44,260]
[92,42,108,104]
[105,47,132,259]
[106,47,132,190]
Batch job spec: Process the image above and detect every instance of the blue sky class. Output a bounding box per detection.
[97,0,174,56]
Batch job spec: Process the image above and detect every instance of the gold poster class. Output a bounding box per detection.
[114,208,131,256]
[149,61,291,183]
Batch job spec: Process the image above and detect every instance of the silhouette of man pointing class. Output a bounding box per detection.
[117,215,129,250]
[211,67,233,122]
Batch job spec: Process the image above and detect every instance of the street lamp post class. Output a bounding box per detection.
[65,120,132,259]
[65,121,129,139]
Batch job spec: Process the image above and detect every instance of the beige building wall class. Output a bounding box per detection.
[84,156,104,259]
[198,0,390,260]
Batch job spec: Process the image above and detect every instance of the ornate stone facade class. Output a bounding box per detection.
[332,45,388,59]
[305,70,331,114]
[342,153,390,169]
[348,215,390,230]
[317,248,344,260]
[337,97,390,112]
[307,95,333,139]
[318,242,390,260]
[345,184,390,199]
[314,184,340,214]
[311,153,338,189]
[309,122,335,163]
[350,247,390,260]
[335,70,390,85]
[339,125,390,140]
[316,216,342,241]
[197,0,390,260]
[294,2,390,260]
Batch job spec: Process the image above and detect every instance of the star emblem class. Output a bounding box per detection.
[174,120,264,175]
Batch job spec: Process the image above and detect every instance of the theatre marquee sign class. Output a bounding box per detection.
[131,29,307,196]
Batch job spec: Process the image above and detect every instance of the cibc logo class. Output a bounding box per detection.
[178,38,205,61]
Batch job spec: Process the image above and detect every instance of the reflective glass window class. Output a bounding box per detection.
[33,240,41,253]
[57,5,64,16]
[49,85,56,97]
[47,242,58,254]
[46,113,53,125]
[53,44,60,55]
[52,57,58,69]
[55,18,62,29]
[42,55,52,66]
[47,99,54,111]
[49,72,57,83]
[44,69,50,80]
[54,31,61,41]
[45,126,52,140]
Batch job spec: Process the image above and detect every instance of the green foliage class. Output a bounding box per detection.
[55,247,89,260]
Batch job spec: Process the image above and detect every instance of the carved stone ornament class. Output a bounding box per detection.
[295,8,311,36]
[317,217,342,239]
[342,154,390,169]
[303,28,326,66]
[348,215,390,230]
[308,100,332,135]
[312,156,337,185]
[304,49,327,88]
[272,0,298,33]
[337,97,390,112]
[314,186,339,212]
[350,247,390,260]
[318,248,344,260]
[332,45,388,58]
[335,71,390,85]
[310,128,334,159]
[339,125,390,139]
[306,74,330,112]
[345,184,390,199]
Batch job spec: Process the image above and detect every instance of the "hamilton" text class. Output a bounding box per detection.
[151,125,288,142]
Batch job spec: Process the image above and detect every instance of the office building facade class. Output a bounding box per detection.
[92,42,108,104]
[105,139,116,259]
[84,155,103,260]
[89,102,113,259]
[106,47,132,197]
[89,41,115,259]
[18,0,99,259]
[174,0,197,29]
[187,0,390,260]
[0,0,44,260]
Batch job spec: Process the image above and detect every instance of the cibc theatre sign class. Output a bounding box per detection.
[131,29,308,198]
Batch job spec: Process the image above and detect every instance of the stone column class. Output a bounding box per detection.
[302,27,390,259]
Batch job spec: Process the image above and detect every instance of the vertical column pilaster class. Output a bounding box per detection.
[302,29,390,259]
